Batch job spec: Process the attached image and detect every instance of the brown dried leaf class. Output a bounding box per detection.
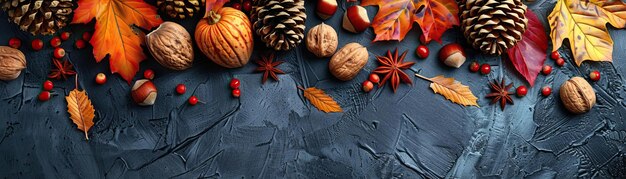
[66,89,95,140]
[417,74,479,106]
[301,87,343,113]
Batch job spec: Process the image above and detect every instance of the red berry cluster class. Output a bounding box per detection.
[38,80,54,101]
[225,0,252,13]
[468,61,491,75]
[550,51,565,67]
[362,74,380,93]
[230,78,241,97]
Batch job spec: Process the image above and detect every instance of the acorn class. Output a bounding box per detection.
[438,43,466,68]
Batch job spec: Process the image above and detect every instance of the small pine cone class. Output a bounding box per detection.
[460,0,528,55]
[251,0,307,51]
[157,0,205,19]
[1,0,74,35]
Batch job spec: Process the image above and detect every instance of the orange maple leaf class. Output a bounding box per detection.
[361,0,459,43]
[72,0,163,83]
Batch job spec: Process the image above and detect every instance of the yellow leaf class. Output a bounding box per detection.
[301,87,343,113]
[416,74,479,106]
[548,0,626,66]
[66,89,95,140]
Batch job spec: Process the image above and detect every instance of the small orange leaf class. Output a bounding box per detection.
[416,74,478,106]
[301,87,343,113]
[66,89,95,140]
[72,0,163,83]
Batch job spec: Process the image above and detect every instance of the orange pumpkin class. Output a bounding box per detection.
[195,7,253,68]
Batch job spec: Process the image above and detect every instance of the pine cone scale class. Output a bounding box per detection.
[1,0,73,35]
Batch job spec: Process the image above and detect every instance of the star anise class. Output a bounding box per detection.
[48,58,76,80]
[255,53,285,84]
[486,78,514,110]
[373,48,415,93]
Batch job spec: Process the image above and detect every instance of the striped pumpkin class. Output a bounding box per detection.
[195,7,253,68]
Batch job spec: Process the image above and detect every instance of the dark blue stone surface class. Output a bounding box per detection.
[0,0,625,178]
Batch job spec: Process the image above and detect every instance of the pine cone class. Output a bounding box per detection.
[460,0,528,55]
[251,0,306,51]
[157,0,204,19]
[0,0,73,35]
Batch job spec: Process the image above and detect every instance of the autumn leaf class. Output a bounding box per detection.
[415,74,478,106]
[507,10,548,86]
[361,0,459,43]
[299,87,342,113]
[548,0,626,66]
[66,77,96,140]
[71,0,163,83]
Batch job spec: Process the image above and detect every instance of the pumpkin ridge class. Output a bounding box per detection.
[217,19,244,67]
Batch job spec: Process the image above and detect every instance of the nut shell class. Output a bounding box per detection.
[131,79,158,106]
[146,22,194,70]
[0,46,26,81]
[329,43,368,81]
[560,77,596,114]
[306,23,338,58]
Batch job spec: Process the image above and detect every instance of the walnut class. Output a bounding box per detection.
[329,43,368,81]
[0,46,26,81]
[306,23,338,58]
[146,22,194,70]
[560,77,596,114]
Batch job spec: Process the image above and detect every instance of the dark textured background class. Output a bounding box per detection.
[1,0,625,178]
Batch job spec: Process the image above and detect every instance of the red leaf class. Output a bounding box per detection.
[414,0,460,43]
[205,0,228,15]
[506,10,548,86]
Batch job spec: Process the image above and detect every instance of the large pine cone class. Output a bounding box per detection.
[460,0,528,55]
[251,0,306,51]
[0,0,73,35]
[157,0,204,19]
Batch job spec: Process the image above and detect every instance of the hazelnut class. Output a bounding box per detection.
[343,5,370,33]
[329,43,369,81]
[131,79,158,106]
[146,22,194,70]
[438,43,466,68]
[0,46,26,81]
[306,23,338,58]
[316,0,338,20]
[560,77,596,114]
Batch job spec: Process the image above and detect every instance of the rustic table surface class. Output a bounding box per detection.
[1,0,625,178]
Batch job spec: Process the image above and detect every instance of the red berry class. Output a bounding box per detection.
[8,37,21,49]
[38,91,51,101]
[541,86,552,96]
[516,85,528,97]
[60,32,71,41]
[362,80,374,92]
[419,34,428,45]
[50,37,62,48]
[550,51,560,60]
[555,58,565,67]
[590,70,601,81]
[232,89,241,97]
[176,84,186,94]
[230,78,240,89]
[82,32,92,41]
[469,61,480,73]
[53,47,65,59]
[188,96,198,105]
[542,65,552,75]
[480,64,491,75]
[369,74,380,84]
[242,0,252,12]
[143,69,155,80]
[43,80,54,91]
[231,3,241,10]
[416,45,429,59]
[75,39,86,49]
[31,39,44,51]
[95,73,107,85]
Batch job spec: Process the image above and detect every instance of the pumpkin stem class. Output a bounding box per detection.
[207,10,221,25]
